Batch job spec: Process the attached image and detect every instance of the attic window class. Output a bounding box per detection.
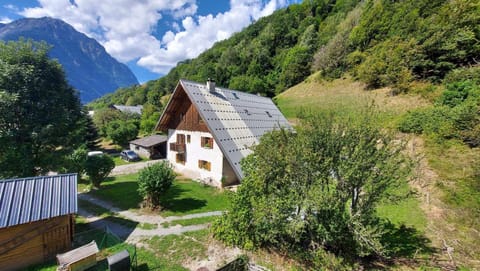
[265,111,272,118]
[233,93,240,99]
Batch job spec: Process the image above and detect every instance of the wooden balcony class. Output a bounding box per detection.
[169,143,186,153]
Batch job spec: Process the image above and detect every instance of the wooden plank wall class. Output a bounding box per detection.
[0,215,73,271]
[166,87,210,133]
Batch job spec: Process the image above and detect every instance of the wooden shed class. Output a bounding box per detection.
[0,174,78,271]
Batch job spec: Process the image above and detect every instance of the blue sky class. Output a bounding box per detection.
[0,0,298,83]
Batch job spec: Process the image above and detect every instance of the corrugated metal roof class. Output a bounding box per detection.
[159,79,292,180]
[0,173,77,228]
[112,105,143,115]
[130,134,167,148]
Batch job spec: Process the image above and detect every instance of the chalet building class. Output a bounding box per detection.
[0,174,78,271]
[155,79,291,187]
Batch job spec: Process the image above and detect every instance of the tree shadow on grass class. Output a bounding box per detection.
[75,216,138,245]
[159,183,207,214]
[362,222,436,269]
[381,222,435,258]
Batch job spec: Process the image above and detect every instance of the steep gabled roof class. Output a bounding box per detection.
[0,174,77,228]
[156,79,291,180]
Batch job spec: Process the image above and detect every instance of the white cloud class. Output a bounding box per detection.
[3,4,19,12]
[20,0,291,75]
[0,16,13,24]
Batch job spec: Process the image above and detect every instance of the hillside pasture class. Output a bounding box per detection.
[275,75,431,126]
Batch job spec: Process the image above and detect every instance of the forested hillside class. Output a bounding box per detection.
[89,0,478,107]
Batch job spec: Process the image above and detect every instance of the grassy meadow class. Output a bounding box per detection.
[275,75,431,126]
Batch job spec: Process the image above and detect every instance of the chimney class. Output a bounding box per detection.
[207,78,216,92]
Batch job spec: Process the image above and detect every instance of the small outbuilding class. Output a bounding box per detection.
[110,104,143,115]
[0,173,78,271]
[129,134,168,159]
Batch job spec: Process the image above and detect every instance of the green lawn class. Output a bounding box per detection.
[160,179,230,216]
[143,229,209,270]
[87,174,230,216]
[376,182,427,232]
[87,173,143,209]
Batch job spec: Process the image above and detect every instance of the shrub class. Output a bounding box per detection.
[84,154,115,188]
[398,110,426,134]
[440,80,480,107]
[64,146,88,176]
[137,162,175,209]
[444,66,480,85]
[399,94,480,146]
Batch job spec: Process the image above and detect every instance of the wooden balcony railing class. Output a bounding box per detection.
[169,143,186,153]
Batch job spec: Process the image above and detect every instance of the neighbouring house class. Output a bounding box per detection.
[110,104,143,115]
[155,79,291,187]
[129,134,168,159]
[0,173,78,271]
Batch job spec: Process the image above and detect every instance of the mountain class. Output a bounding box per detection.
[0,17,138,103]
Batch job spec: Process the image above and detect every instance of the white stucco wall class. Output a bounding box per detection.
[167,129,225,186]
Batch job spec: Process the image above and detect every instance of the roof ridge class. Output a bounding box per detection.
[179,79,271,99]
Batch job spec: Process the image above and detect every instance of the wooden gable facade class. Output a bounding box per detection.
[157,85,210,133]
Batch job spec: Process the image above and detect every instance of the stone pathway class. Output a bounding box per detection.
[77,193,223,241]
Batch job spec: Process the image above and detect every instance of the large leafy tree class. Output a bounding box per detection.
[213,111,411,266]
[0,40,85,178]
[106,119,139,146]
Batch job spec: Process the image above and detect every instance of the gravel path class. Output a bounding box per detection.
[109,159,166,176]
[77,193,223,240]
